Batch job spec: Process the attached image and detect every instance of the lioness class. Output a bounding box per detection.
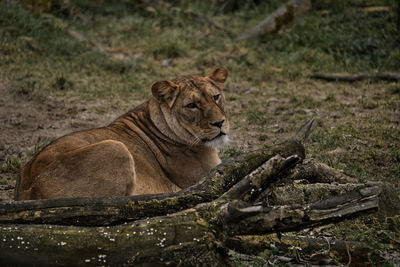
[15,67,229,200]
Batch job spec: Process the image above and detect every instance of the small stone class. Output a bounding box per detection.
[161,58,174,68]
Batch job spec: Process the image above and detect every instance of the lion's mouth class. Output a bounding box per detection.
[202,131,226,142]
[215,131,226,139]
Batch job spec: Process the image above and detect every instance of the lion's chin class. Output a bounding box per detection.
[204,134,230,149]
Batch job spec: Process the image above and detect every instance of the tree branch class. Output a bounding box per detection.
[236,0,312,41]
[221,186,380,236]
[310,72,400,82]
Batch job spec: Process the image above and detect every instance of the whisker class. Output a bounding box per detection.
[187,133,201,150]
[189,136,200,148]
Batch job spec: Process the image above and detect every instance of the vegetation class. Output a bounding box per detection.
[0,0,399,264]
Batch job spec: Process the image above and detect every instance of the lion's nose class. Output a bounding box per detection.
[210,120,224,129]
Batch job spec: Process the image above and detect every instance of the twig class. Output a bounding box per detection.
[346,241,352,266]
[294,118,317,143]
[310,72,400,82]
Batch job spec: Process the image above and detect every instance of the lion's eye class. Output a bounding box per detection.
[213,94,220,101]
[185,103,197,109]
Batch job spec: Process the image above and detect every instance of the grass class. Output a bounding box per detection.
[0,143,49,176]
[0,157,24,174]
[0,0,399,264]
[219,145,246,161]
[3,0,398,99]
[327,217,400,266]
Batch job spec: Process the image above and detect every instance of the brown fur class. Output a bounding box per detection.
[15,67,229,200]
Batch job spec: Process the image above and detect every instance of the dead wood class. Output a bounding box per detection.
[236,0,312,41]
[271,159,400,218]
[0,181,380,265]
[285,158,357,184]
[0,153,382,265]
[0,120,389,265]
[310,72,400,82]
[226,234,375,266]
[293,118,318,142]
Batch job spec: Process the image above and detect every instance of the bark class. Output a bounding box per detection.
[236,0,312,41]
[270,159,400,218]
[285,158,357,184]
[310,72,400,82]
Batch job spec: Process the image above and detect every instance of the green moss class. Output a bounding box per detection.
[0,210,222,265]
[124,195,201,220]
[219,146,245,161]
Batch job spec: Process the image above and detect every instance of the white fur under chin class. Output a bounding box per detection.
[204,135,230,149]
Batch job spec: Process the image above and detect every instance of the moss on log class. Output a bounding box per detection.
[0,184,380,265]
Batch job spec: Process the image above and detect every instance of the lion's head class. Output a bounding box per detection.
[151,67,229,148]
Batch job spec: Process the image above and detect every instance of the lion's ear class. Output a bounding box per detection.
[151,80,179,108]
[208,67,228,85]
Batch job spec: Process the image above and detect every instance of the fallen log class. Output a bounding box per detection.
[0,120,388,265]
[310,72,400,82]
[0,156,382,265]
[0,170,380,265]
[236,0,312,41]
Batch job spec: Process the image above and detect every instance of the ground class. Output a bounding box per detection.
[0,0,399,265]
